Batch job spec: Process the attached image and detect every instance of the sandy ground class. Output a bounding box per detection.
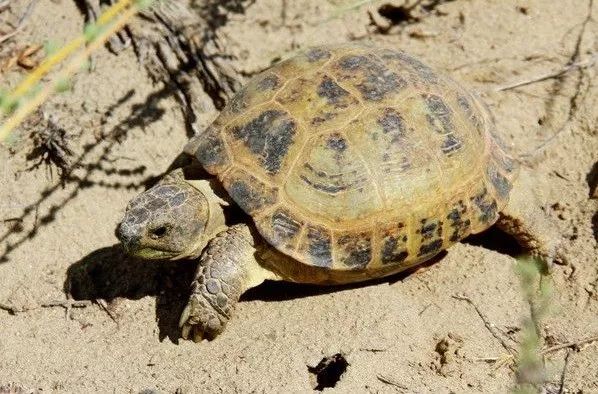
[1,0,597,392]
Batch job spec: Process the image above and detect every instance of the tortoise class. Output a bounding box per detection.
[116,43,563,340]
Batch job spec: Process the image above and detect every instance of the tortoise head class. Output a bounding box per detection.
[117,178,226,260]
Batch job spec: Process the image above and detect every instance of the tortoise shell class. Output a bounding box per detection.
[187,43,518,272]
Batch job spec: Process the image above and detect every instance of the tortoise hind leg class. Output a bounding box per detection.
[495,168,566,269]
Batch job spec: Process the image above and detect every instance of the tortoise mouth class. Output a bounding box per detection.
[123,245,182,260]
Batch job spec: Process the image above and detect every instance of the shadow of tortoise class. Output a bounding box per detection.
[64,219,522,343]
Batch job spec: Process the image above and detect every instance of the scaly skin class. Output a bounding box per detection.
[179,224,277,341]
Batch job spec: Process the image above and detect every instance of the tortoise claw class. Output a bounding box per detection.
[181,323,192,340]
[193,327,204,343]
[180,323,205,342]
[179,303,191,328]
[178,293,227,341]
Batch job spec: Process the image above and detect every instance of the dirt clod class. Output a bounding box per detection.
[308,353,349,391]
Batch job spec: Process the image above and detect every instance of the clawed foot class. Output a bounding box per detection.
[177,225,267,341]
[179,293,229,342]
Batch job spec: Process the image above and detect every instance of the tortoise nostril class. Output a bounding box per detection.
[116,222,141,249]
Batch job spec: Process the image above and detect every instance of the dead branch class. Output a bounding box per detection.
[495,52,598,92]
[0,299,91,314]
[452,294,517,355]
[0,301,22,314]
[541,334,598,355]
[376,374,409,390]
[40,300,92,309]
[558,349,572,394]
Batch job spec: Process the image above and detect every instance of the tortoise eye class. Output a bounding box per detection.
[150,226,169,239]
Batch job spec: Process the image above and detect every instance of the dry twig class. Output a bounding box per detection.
[0,299,91,314]
[377,374,409,390]
[557,349,572,394]
[452,294,516,355]
[495,52,598,92]
[541,334,598,355]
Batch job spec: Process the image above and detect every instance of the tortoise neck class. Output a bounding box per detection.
[182,178,229,259]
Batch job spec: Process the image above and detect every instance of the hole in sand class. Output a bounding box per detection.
[463,226,522,258]
[307,353,349,391]
[377,3,417,24]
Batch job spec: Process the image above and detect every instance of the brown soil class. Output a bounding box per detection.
[1,0,597,392]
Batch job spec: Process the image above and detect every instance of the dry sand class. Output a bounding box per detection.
[1,0,597,392]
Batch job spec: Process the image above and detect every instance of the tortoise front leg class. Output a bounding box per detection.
[179,224,279,341]
[496,168,566,268]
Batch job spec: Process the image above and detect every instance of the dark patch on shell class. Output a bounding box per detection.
[378,108,406,146]
[441,134,463,155]
[227,178,277,214]
[336,233,372,268]
[154,185,178,197]
[418,239,443,257]
[424,94,454,135]
[360,72,406,102]
[231,110,296,175]
[170,192,186,207]
[487,165,512,199]
[380,224,409,265]
[306,48,331,62]
[317,76,351,107]
[271,209,303,245]
[300,175,350,194]
[472,188,498,224]
[145,197,167,212]
[326,133,348,152]
[380,50,439,84]
[303,163,328,179]
[339,55,367,70]
[311,113,336,126]
[446,200,471,242]
[420,220,438,240]
[128,207,149,225]
[194,126,229,170]
[257,73,281,91]
[299,160,366,194]
[336,54,406,101]
[306,226,333,267]
[228,88,249,114]
[381,236,409,265]
[417,217,444,256]
[457,95,483,132]
[378,108,405,135]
